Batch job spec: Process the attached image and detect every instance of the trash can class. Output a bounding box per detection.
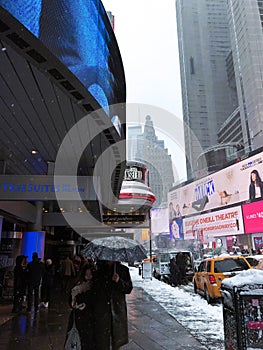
[221,269,263,350]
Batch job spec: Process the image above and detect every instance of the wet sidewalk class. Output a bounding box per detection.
[0,287,207,350]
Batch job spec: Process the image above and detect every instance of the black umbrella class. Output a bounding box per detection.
[81,236,147,263]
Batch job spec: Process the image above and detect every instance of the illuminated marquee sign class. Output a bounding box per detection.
[124,167,143,181]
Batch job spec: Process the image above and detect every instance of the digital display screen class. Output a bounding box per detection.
[0,0,116,115]
[169,150,263,216]
[183,206,244,241]
[242,200,263,234]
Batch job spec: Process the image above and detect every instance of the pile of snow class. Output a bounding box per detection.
[222,269,263,288]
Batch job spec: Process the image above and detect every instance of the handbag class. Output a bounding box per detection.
[64,310,81,350]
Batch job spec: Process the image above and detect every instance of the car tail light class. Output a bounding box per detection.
[208,275,217,284]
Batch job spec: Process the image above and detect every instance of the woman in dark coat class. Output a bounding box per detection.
[249,169,263,200]
[65,264,95,349]
[92,260,133,350]
[12,255,27,313]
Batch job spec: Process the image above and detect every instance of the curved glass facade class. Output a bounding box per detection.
[0,0,125,116]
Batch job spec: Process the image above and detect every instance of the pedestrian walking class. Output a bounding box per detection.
[65,264,95,350]
[60,255,76,293]
[40,258,55,308]
[91,260,133,350]
[12,255,27,313]
[26,252,45,312]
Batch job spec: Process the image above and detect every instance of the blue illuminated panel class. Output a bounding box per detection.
[0,0,41,37]
[21,231,45,261]
[0,0,118,115]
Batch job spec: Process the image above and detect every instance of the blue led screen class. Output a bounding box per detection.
[0,0,118,115]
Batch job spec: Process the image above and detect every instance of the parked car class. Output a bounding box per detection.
[194,254,251,303]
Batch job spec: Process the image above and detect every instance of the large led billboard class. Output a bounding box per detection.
[242,200,263,234]
[168,150,263,217]
[0,0,120,115]
[183,206,244,242]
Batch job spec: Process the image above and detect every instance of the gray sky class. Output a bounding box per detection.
[102,0,187,183]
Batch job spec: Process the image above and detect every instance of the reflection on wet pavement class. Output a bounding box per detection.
[0,288,70,350]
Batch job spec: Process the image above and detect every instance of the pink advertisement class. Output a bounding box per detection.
[242,200,263,233]
[168,151,263,216]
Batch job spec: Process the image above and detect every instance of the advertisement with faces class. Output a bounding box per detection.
[168,151,263,217]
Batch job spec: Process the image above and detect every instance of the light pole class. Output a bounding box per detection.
[148,209,152,262]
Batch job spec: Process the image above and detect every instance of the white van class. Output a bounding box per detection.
[152,250,194,281]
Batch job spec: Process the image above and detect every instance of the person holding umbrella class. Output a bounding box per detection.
[91,259,133,350]
[81,236,146,349]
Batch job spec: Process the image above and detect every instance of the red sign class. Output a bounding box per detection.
[242,200,263,233]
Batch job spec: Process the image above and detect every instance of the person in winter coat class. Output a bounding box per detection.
[12,255,27,313]
[26,252,45,312]
[91,260,133,350]
[176,252,187,285]
[65,264,95,350]
[40,258,55,308]
[169,257,179,287]
[60,256,75,293]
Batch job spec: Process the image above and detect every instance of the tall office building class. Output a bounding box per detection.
[127,116,174,207]
[227,0,263,151]
[127,125,143,160]
[176,0,263,179]
[176,0,238,179]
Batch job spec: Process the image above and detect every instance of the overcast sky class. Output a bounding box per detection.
[102,0,187,183]
[102,0,182,117]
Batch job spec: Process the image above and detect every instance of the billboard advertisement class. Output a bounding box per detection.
[183,206,243,241]
[151,208,169,234]
[168,202,184,240]
[242,200,263,234]
[168,151,263,217]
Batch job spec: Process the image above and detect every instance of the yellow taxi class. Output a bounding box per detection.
[193,255,251,303]
[144,255,156,263]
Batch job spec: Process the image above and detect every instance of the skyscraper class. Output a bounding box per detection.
[176,0,263,179]
[127,116,174,207]
[227,0,263,151]
[176,0,238,179]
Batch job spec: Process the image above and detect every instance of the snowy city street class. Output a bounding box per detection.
[129,267,224,350]
[2,0,263,349]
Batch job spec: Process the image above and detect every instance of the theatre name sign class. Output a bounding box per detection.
[0,175,96,201]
